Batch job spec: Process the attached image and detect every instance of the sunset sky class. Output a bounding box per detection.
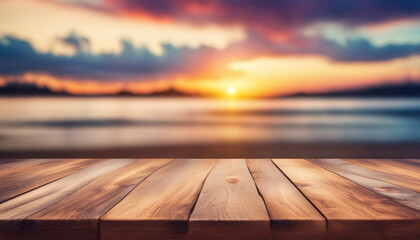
[1,0,420,97]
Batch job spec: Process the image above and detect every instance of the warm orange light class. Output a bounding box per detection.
[226,86,237,96]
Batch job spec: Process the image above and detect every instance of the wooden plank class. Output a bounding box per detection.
[0,159,133,220]
[0,159,172,240]
[101,159,218,240]
[0,159,104,203]
[344,159,420,193]
[31,159,172,220]
[189,159,269,240]
[0,159,38,168]
[273,159,420,240]
[309,159,420,211]
[246,159,325,240]
[0,159,169,240]
[0,159,50,178]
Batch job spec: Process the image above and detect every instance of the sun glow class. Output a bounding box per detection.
[226,86,237,96]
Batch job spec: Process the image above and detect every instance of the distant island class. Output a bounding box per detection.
[285,81,420,98]
[0,82,70,96]
[1,81,420,98]
[0,82,200,97]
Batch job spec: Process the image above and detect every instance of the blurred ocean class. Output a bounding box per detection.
[1,97,420,155]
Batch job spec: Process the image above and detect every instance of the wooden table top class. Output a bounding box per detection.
[0,159,419,240]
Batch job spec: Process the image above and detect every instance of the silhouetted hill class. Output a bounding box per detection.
[0,82,69,96]
[2,81,420,98]
[115,88,200,97]
[286,82,420,98]
[0,82,199,97]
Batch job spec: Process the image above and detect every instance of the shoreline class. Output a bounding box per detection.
[1,142,420,158]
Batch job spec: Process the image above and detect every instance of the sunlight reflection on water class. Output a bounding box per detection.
[0,97,420,151]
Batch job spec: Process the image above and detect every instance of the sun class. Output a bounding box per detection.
[226,86,237,96]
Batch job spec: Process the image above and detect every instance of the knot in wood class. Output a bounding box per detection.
[225,176,239,184]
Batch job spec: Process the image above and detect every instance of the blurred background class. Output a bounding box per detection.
[1,0,420,157]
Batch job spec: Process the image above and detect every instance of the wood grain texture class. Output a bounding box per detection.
[189,159,269,240]
[344,159,420,193]
[0,159,41,168]
[273,159,420,240]
[101,159,218,240]
[0,159,104,203]
[1,158,420,240]
[309,159,420,211]
[0,159,133,220]
[0,159,172,240]
[31,159,172,220]
[246,159,325,240]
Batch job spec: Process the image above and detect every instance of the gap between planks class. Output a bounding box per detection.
[308,159,420,211]
[0,159,173,240]
[1,159,420,240]
[273,159,420,240]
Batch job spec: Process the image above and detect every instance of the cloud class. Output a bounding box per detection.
[32,1,420,65]
[1,30,420,85]
[0,34,241,82]
[322,38,420,62]
[58,32,90,52]
[108,0,420,23]
[105,0,420,37]
[233,30,420,62]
